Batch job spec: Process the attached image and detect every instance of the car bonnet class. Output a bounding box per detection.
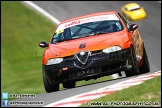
[48,31,126,58]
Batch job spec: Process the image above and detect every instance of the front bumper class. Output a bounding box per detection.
[43,48,132,84]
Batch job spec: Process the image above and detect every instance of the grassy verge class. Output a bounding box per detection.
[1,1,55,100]
[1,1,112,100]
[80,76,161,107]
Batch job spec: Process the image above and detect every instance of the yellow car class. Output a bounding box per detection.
[121,3,146,21]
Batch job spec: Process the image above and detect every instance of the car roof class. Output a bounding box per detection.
[60,11,119,24]
[124,3,140,10]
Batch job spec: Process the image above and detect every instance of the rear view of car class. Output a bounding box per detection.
[39,11,150,93]
[121,3,147,21]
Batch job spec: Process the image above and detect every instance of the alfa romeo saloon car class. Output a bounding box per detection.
[39,11,150,93]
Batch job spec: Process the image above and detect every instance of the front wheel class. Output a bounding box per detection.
[139,45,150,74]
[42,69,59,93]
[125,46,139,77]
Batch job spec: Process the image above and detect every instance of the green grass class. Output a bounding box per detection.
[1,1,112,100]
[80,76,161,107]
[1,1,55,98]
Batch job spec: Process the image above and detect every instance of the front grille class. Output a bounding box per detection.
[74,51,91,65]
[76,52,88,63]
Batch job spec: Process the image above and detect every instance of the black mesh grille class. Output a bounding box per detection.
[76,52,88,63]
[75,51,91,64]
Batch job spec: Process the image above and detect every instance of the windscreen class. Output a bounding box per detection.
[51,14,124,44]
[128,5,141,11]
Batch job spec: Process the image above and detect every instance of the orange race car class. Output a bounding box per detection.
[39,11,150,93]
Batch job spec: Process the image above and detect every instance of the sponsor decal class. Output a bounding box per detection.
[65,20,81,28]
[56,14,119,30]
[54,29,64,38]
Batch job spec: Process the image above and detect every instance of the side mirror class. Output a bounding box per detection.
[38,42,48,48]
[130,24,138,31]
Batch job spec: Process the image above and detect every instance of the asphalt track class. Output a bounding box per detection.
[8,1,161,107]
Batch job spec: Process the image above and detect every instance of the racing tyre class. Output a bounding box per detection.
[43,71,59,93]
[125,46,139,77]
[139,45,150,74]
[62,81,76,88]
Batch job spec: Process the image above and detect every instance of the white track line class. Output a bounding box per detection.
[23,1,60,24]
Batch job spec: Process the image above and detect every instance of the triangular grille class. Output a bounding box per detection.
[74,51,91,65]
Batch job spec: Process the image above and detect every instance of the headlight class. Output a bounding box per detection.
[102,46,121,53]
[46,58,63,65]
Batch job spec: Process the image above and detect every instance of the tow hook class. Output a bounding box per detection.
[121,60,132,70]
[58,67,68,76]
